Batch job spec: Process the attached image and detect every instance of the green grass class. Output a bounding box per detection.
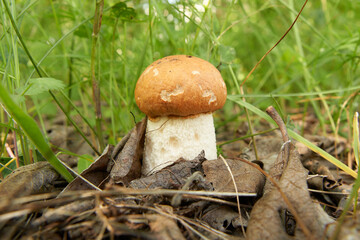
[0,0,359,181]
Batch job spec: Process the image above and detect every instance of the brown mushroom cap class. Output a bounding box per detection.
[135,55,227,118]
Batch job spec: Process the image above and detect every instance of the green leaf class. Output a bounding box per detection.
[9,94,26,104]
[0,83,74,182]
[77,154,94,173]
[111,2,136,21]
[18,78,65,96]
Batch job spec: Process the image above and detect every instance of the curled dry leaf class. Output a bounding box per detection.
[30,199,95,228]
[201,205,245,232]
[306,175,346,206]
[295,134,345,189]
[203,158,265,195]
[61,145,114,192]
[62,118,146,192]
[296,135,347,158]
[108,117,146,185]
[247,144,328,240]
[130,151,212,191]
[0,161,59,201]
[246,106,333,240]
[303,158,342,190]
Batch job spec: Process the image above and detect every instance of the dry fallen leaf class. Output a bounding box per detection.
[0,161,59,201]
[61,145,114,192]
[62,118,146,192]
[200,204,242,232]
[130,151,212,191]
[247,145,328,240]
[148,214,186,240]
[108,118,146,185]
[246,106,333,240]
[30,199,95,229]
[203,158,265,195]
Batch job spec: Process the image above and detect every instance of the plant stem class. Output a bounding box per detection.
[1,0,95,179]
[91,0,105,151]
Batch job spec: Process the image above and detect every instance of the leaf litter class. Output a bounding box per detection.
[0,107,359,239]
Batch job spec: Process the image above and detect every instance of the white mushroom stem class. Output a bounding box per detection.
[142,112,217,175]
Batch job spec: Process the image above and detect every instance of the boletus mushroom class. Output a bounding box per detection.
[135,55,227,175]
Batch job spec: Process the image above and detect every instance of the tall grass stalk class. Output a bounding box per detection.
[1,0,30,167]
[91,0,105,151]
[4,2,100,156]
[289,0,330,134]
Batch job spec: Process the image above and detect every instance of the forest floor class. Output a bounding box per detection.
[0,107,358,240]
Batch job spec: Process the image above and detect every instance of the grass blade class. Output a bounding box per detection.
[0,84,74,182]
[90,0,105,151]
[2,0,101,156]
[330,112,360,239]
[353,112,360,167]
[228,95,357,179]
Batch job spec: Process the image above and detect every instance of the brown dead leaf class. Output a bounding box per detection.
[203,158,265,194]
[247,144,327,240]
[30,199,95,228]
[201,205,241,232]
[130,151,212,191]
[0,161,59,201]
[61,145,114,193]
[148,214,186,240]
[247,107,330,240]
[108,118,146,185]
[303,159,342,189]
[61,118,146,192]
[296,134,347,170]
[295,135,344,190]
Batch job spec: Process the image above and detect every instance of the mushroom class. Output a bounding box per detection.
[135,55,227,175]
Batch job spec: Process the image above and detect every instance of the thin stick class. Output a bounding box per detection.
[59,160,102,191]
[266,106,289,142]
[241,0,309,87]
[219,155,246,237]
[266,106,290,163]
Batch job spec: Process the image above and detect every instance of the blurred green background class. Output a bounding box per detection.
[1,0,359,163]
